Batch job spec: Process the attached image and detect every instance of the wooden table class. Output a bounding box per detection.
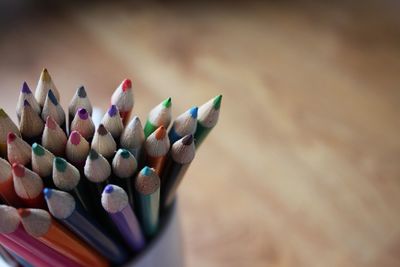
[0,1,399,266]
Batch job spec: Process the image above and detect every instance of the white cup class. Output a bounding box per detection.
[125,201,183,267]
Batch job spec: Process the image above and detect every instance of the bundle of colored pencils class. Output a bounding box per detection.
[0,69,222,267]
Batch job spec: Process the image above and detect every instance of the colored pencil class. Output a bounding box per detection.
[66,131,90,168]
[102,185,145,252]
[111,79,133,125]
[144,126,170,176]
[68,86,93,127]
[112,149,137,205]
[168,106,198,144]
[143,97,172,138]
[101,105,124,140]
[11,164,45,209]
[42,116,67,156]
[194,95,222,147]
[34,68,60,108]
[18,208,109,267]
[0,205,80,267]
[70,108,95,141]
[0,109,20,158]
[19,101,44,145]
[92,124,116,160]
[44,188,128,265]
[16,82,41,121]
[31,143,55,188]
[134,167,160,237]
[53,157,91,213]
[0,158,22,207]
[162,135,195,207]
[7,133,31,166]
[41,90,66,132]
[120,116,145,161]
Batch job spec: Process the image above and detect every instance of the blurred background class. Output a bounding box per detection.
[0,0,400,266]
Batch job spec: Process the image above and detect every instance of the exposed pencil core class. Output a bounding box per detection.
[46,116,57,130]
[7,133,17,143]
[22,82,31,94]
[189,107,198,118]
[78,108,89,120]
[97,124,108,136]
[54,158,67,172]
[155,126,166,140]
[70,131,81,145]
[108,105,118,117]
[122,79,132,92]
[162,97,172,108]
[213,95,223,109]
[77,86,87,97]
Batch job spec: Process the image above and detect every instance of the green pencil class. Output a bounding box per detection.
[194,95,222,147]
[143,97,172,138]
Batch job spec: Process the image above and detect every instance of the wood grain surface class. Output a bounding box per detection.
[0,1,399,266]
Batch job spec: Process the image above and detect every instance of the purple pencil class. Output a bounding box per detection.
[101,184,145,252]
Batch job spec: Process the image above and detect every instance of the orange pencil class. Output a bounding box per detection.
[19,208,109,267]
[144,126,170,176]
[12,163,46,209]
[0,158,23,206]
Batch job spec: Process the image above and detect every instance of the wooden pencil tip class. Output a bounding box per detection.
[21,82,31,94]
[77,86,87,97]
[54,157,67,172]
[41,68,51,82]
[189,107,198,119]
[119,149,131,159]
[108,105,118,117]
[122,79,132,92]
[162,97,172,108]
[213,95,223,109]
[155,126,166,140]
[7,132,17,143]
[69,131,81,145]
[32,143,45,156]
[0,109,8,118]
[12,163,25,177]
[97,124,108,136]
[77,108,89,120]
[104,184,114,194]
[43,188,52,199]
[141,166,153,176]
[89,149,99,160]
[47,90,58,105]
[46,116,57,130]
[18,208,31,218]
[182,134,194,145]
[23,100,31,107]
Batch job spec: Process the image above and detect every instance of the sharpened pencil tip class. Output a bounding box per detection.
[21,82,31,94]
[54,157,67,172]
[189,107,198,119]
[0,109,8,118]
[23,100,31,107]
[12,163,25,177]
[7,132,17,143]
[41,68,51,82]
[89,149,99,160]
[43,188,52,199]
[213,95,223,109]
[162,97,172,108]
[69,131,81,145]
[104,184,114,194]
[108,105,118,117]
[77,108,89,120]
[155,126,166,140]
[97,124,108,136]
[18,209,30,218]
[77,86,87,97]
[119,149,131,159]
[141,166,152,176]
[45,116,57,130]
[47,90,58,105]
[182,134,194,145]
[122,79,132,92]
[32,143,45,156]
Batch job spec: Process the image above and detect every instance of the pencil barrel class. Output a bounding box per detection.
[136,192,160,237]
[145,155,167,177]
[64,209,129,265]
[143,121,157,138]
[194,122,211,147]
[162,162,190,207]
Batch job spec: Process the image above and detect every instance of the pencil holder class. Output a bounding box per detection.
[125,201,183,267]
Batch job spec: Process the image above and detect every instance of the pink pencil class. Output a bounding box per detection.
[0,205,81,267]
